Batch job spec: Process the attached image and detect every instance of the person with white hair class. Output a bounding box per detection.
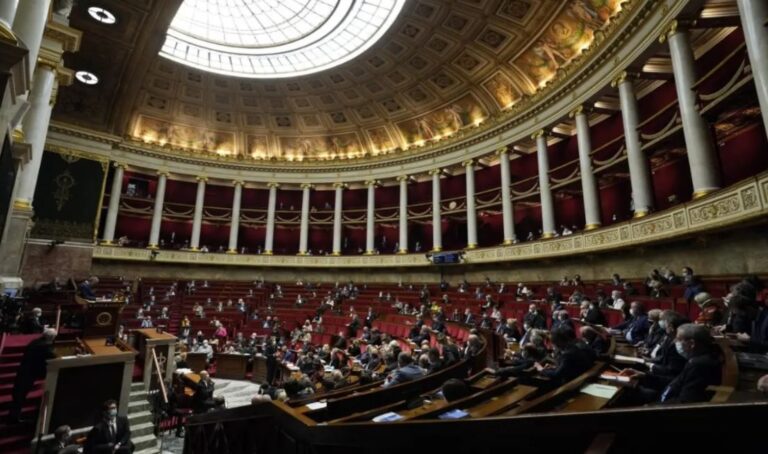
[660,323,721,404]
[79,276,99,299]
[611,290,626,311]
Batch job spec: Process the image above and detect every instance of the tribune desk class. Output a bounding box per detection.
[214,353,249,379]
[134,328,178,390]
[38,338,137,436]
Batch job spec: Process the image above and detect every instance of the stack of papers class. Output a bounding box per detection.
[306,402,327,410]
[438,409,469,420]
[599,372,631,383]
[613,354,645,365]
[581,383,619,399]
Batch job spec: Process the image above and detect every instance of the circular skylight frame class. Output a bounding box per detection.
[87,6,117,25]
[159,0,406,79]
[75,70,99,85]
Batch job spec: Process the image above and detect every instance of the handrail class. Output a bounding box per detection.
[636,99,678,130]
[692,42,747,90]
[34,391,50,451]
[151,346,169,404]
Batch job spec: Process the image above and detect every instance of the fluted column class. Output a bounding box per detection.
[430,169,442,252]
[14,66,56,206]
[190,176,206,250]
[737,0,768,136]
[613,72,654,217]
[298,183,311,255]
[463,160,478,249]
[331,183,344,255]
[534,130,556,238]
[397,176,409,254]
[662,21,721,198]
[0,0,19,28]
[571,105,602,230]
[227,180,243,253]
[13,0,52,77]
[148,172,168,249]
[364,180,376,255]
[264,182,278,255]
[497,147,516,244]
[101,163,125,245]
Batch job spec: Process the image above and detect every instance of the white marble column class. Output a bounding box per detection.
[190,176,206,250]
[0,0,19,28]
[148,172,168,249]
[101,163,125,245]
[14,66,55,207]
[364,180,376,255]
[737,0,768,137]
[663,22,721,198]
[534,130,556,238]
[12,0,52,77]
[331,183,344,255]
[298,183,311,255]
[264,182,278,255]
[463,160,478,249]
[613,72,654,217]
[497,147,516,244]
[397,175,408,254]
[227,180,243,253]
[572,105,602,230]
[430,169,443,252]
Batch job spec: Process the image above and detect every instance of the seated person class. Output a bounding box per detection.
[580,326,609,356]
[489,344,547,378]
[535,327,596,385]
[47,425,80,454]
[79,276,99,300]
[524,304,547,330]
[497,318,521,342]
[426,348,444,374]
[660,323,722,404]
[84,399,134,453]
[322,370,349,390]
[441,378,471,402]
[611,301,650,344]
[382,352,426,388]
[581,298,607,326]
[192,371,224,413]
[20,307,45,334]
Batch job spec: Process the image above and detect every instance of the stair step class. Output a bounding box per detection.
[128,410,154,426]
[133,433,159,451]
[132,421,156,438]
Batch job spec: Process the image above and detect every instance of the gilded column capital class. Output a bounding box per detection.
[531,129,547,140]
[462,159,474,168]
[113,161,127,169]
[12,128,25,143]
[396,175,409,182]
[267,182,280,189]
[157,170,170,177]
[300,183,313,190]
[332,182,347,189]
[569,104,590,118]
[659,19,679,43]
[232,179,244,186]
[364,180,379,187]
[495,146,509,156]
[428,169,443,177]
[610,70,628,88]
[195,175,208,182]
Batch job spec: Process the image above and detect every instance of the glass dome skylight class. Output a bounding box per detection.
[160,0,406,78]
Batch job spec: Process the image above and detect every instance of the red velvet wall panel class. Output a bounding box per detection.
[477,212,503,247]
[277,189,302,211]
[718,123,768,186]
[599,179,632,225]
[164,179,197,205]
[273,226,300,254]
[241,187,268,209]
[638,82,677,120]
[310,188,335,210]
[204,184,234,208]
[475,166,500,192]
[652,158,693,210]
[340,225,363,253]
[442,174,465,199]
[240,225,266,251]
[378,223,399,252]
[376,185,399,208]
[114,214,150,244]
[696,28,744,73]
[514,204,542,239]
[554,195,585,230]
[408,179,432,205]
[590,112,625,156]
[342,187,366,209]
[160,218,192,245]
[199,222,230,251]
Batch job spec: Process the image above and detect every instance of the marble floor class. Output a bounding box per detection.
[159,378,261,453]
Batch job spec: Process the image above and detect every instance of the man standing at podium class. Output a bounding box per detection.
[84,400,134,453]
[8,329,57,423]
[79,276,100,300]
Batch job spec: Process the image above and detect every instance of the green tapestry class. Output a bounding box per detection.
[31,150,107,241]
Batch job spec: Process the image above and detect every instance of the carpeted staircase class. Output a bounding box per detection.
[0,334,45,453]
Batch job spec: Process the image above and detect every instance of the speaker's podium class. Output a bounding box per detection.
[35,296,137,441]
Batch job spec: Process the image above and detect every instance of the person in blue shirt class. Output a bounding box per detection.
[79,276,99,299]
[612,301,650,344]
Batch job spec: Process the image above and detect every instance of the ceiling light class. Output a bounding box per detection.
[75,70,99,85]
[87,6,117,24]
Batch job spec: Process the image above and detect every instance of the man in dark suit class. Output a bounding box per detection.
[660,323,721,404]
[79,276,99,299]
[47,425,81,454]
[192,371,224,413]
[20,307,45,334]
[582,298,607,326]
[612,301,650,344]
[536,327,596,385]
[382,352,425,388]
[84,400,133,453]
[9,329,57,423]
[524,304,547,330]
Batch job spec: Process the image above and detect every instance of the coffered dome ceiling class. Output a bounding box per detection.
[54,0,631,166]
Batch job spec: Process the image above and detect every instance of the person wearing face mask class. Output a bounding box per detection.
[659,323,721,404]
[523,303,547,330]
[581,298,607,326]
[611,301,650,344]
[640,311,689,391]
[47,425,80,454]
[84,400,133,453]
[644,309,665,351]
[728,293,768,349]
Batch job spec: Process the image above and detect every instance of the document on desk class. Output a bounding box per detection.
[372,412,404,422]
[580,383,619,399]
[306,402,327,410]
[613,354,644,364]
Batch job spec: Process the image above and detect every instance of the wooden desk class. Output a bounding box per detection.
[134,328,178,390]
[186,352,209,373]
[468,385,538,417]
[215,353,249,380]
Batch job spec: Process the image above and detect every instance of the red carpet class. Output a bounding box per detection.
[0,333,44,453]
